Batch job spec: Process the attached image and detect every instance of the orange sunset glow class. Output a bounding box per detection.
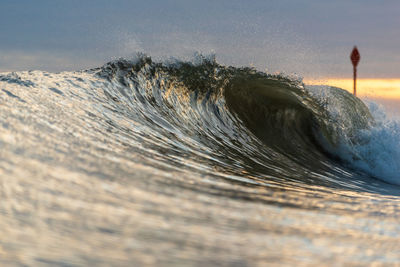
[305,79,400,100]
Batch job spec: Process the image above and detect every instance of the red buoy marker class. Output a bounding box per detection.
[350,46,360,96]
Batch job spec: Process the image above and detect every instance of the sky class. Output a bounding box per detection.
[1,0,400,81]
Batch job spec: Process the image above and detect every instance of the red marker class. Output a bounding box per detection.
[350,46,360,96]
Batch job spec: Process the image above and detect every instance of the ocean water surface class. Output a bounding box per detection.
[0,55,399,266]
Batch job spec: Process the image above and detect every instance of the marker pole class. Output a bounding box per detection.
[353,65,357,96]
[350,46,360,96]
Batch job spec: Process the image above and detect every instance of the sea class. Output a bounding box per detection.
[0,54,399,266]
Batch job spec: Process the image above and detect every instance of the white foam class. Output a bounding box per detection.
[306,85,400,185]
[345,101,400,185]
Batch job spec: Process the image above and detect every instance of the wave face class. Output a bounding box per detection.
[0,55,400,265]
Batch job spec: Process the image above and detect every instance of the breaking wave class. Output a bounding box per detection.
[1,54,399,188]
[93,55,398,188]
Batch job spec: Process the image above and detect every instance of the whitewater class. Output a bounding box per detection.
[0,55,400,266]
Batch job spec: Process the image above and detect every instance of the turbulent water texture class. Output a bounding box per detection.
[0,55,400,266]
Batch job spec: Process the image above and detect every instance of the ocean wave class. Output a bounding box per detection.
[0,54,397,189]
[1,54,400,265]
[93,54,393,188]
